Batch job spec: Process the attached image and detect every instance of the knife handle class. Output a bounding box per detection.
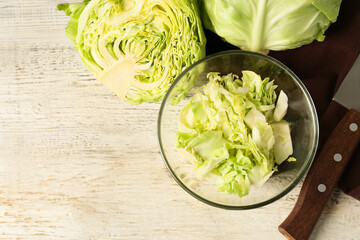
[278,109,360,240]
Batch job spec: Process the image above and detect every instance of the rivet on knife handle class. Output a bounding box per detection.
[278,109,360,240]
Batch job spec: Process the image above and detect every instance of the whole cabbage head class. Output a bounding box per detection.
[200,0,342,53]
[58,0,206,104]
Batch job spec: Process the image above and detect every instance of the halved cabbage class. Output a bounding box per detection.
[58,0,206,103]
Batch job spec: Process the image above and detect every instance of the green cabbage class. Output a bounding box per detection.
[200,0,341,53]
[58,0,206,104]
[176,71,295,198]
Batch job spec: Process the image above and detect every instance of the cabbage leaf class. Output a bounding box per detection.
[200,0,342,53]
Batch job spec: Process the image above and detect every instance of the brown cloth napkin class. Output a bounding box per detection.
[206,0,360,200]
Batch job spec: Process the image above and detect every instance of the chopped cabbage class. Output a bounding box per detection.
[176,71,295,198]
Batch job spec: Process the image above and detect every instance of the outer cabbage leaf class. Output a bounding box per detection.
[58,0,206,104]
[200,0,341,52]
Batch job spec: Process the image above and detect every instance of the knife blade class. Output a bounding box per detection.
[334,54,360,112]
[278,54,360,240]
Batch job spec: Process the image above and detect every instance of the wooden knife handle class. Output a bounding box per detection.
[278,109,360,240]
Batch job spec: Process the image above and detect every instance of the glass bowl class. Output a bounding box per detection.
[157,50,319,209]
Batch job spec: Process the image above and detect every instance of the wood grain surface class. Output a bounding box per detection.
[0,1,359,239]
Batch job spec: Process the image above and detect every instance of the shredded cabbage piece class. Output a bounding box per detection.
[176,71,295,198]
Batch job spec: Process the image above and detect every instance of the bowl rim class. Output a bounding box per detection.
[157,50,319,210]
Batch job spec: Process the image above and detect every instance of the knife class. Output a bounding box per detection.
[278,54,360,240]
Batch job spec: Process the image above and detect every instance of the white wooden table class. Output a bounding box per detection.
[1,1,359,239]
